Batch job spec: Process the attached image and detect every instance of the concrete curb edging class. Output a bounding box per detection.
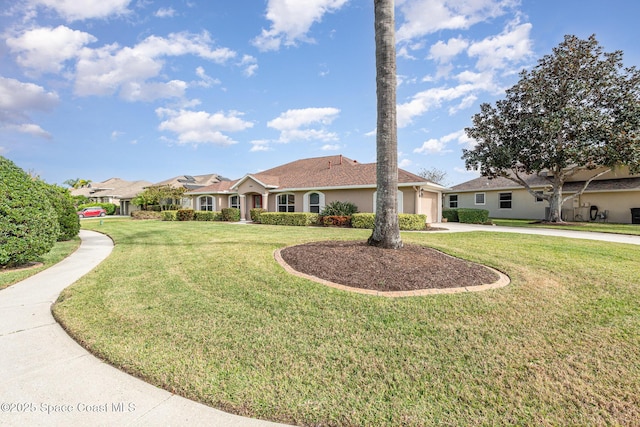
[274,246,510,297]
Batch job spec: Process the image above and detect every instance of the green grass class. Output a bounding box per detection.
[492,218,640,235]
[53,219,640,426]
[0,237,81,290]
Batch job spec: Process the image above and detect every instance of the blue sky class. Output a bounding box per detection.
[1,0,638,187]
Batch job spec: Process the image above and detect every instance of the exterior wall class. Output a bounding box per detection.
[447,188,640,223]
[576,191,640,224]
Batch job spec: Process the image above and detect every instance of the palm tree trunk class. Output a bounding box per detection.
[368,0,402,249]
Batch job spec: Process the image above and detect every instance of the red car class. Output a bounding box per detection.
[77,207,107,218]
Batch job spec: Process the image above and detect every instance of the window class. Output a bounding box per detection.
[277,194,295,212]
[229,195,240,209]
[449,195,458,208]
[303,191,325,213]
[475,193,485,205]
[309,193,320,213]
[199,196,214,211]
[534,191,544,203]
[499,193,512,209]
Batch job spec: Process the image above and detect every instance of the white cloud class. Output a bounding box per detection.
[6,26,97,75]
[396,0,515,43]
[156,108,254,146]
[250,139,272,152]
[413,130,467,154]
[399,158,413,168]
[239,55,258,77]
[155,7,176,18]
[0,76,58,139]
[3,123,52,139]
[268,107,340,142]
[253,0,349,51]
[194,66,221,88]
[74,31,236,99]
[29,0,132,21]
[429,36,469,64]
[321,144,341,151]
[468,21,533,70]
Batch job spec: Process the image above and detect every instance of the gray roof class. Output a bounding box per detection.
[451,174,640,193]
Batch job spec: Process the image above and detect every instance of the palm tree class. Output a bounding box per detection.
[368,0,402,249]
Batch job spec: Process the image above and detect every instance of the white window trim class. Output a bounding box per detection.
[534,191,544,203]
[303,191,325,213]
[498,192,513,209]
[373,190,404,214]
[277,193,296,212]
[228,194,240,209]
[474,192,486,206]
[198,195,216,211]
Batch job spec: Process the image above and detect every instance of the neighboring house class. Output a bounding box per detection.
[446,167,640,224]
[70,178,152,215]
[149,174,227,209]
[185,155,447,223]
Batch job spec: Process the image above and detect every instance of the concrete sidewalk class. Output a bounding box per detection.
[431,222,640,245]
[0,230,287,427]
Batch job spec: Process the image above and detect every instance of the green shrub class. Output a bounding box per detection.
[457,208,489,224]
[442,209,459,222]
[77,202,117,215]
[177,209,195,221]
[250,208,266,223]
[161,210,178,221]
[131,210,162,220]
[41,183,80,241]
[221,208,241,222]
[352,213,427,230]
[321,215,352,227]
[0,156,60,267]
[320,201,359,216]
[258,212,319,226]
[351,213,376,229]
[194,211,222,221]
[399,214,427,230]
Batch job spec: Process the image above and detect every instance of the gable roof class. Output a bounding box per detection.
[152,173,223,190]
[187,155,445,195]
[71,178,153,199]
[450,174,640,193]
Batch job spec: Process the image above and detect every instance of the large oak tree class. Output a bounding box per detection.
[463,35,640,222]
[368,0,402,248]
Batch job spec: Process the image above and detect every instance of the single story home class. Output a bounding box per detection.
[446,167,640,224]
[185,155,447,223]
[71,178,152,215]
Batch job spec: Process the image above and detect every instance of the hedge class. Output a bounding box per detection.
[221,208,241,222]
[42,183,80,241]
[457,208,490,224]
[161,210,178,221]
[177,209,195,221]
[352,213,427,230]
[320,215,351,227]
[250,208,266,223]
[194,211,222,221]
[258,212,319,226]
[0,156,60,267]
[442,209,459,222]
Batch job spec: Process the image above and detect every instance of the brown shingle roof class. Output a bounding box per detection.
[188,155,438,194]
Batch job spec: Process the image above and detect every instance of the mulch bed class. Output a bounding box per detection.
[279,240,499,292]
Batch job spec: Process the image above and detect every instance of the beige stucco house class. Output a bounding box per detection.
[185,155,446,223]
[446,167,640,224]
[71,178,152,215]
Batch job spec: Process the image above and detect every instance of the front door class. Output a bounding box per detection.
[253,195,262,209]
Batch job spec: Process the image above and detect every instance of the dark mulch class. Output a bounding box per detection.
[280,240,500,292]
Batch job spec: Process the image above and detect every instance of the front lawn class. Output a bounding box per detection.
[54,219,640,426]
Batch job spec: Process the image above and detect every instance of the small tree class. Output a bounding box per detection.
[417,167,449,186]
[463,35,640,222]
[0,157,59,267]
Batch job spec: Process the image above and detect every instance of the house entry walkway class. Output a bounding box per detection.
[1,225,638,426]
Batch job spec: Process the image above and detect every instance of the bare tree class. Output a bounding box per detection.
[368,0,402,249]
